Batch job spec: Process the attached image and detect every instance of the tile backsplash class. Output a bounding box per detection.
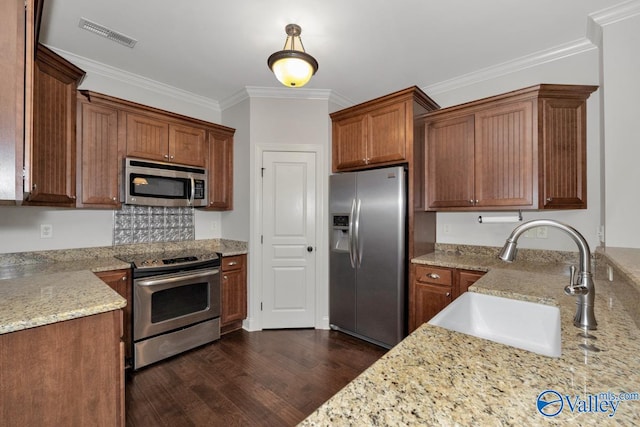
[113,205,195,245]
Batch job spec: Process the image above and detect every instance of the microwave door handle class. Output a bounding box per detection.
[189,177,195,206]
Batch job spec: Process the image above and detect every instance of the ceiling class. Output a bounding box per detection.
[40,0,623,106]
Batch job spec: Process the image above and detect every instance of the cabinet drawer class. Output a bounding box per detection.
[222,255,245,272]
[415,265,452,286]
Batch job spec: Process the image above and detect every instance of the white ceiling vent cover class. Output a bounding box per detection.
[78,17,137,48]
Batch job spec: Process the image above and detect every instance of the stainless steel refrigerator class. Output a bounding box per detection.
[329,166,406,348]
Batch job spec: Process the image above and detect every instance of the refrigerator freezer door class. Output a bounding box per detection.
[329,173,357,333]
[354,167,406,346]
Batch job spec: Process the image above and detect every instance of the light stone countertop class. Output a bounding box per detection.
[0,239,248,335]
[300,246,640,426]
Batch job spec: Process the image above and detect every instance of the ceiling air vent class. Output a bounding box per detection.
[78,17,138,48]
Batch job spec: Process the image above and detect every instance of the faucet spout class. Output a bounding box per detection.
[498,219,597,330]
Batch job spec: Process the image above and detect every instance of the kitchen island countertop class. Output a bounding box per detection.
[300,247,640,426]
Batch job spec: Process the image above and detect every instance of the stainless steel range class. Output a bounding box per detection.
[124,251,221,370]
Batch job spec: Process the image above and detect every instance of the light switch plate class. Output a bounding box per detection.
[40,224,53,239]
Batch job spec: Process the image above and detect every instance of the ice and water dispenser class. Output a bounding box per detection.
[331,214,350,252]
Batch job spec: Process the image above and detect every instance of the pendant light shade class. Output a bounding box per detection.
[268,24,318,88]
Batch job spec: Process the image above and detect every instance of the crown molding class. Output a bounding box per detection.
[45,45,221,113]
[590,0,640,26]
[219,86,353,110]
[422,38,597,95]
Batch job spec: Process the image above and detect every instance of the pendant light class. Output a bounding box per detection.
[267,24,318,88]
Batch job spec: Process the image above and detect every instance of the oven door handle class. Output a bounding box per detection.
[136,269,219,288]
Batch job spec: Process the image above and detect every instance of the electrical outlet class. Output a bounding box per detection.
[40,224,53,239]
[536,226,548,239]
[443,224,452,234]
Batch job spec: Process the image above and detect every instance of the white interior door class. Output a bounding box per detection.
[261,151,317,328]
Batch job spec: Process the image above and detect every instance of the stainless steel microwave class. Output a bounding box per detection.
[123,157,208,207]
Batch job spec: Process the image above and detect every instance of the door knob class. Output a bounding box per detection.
[307,246,313,252]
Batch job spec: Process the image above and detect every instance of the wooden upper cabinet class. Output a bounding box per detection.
[24,44,85,207]
[426,114,475,208]
[331,87,439,172]
[422,84,597,211]
[332,115,368,170]
[206,129,235,210]
[170,124,206,166]
[540,97,588,209]
[367,102,407,165]
[125,113,206,167]
[76,94,123,208]
[474,100,534,208]
[125,113,169,162]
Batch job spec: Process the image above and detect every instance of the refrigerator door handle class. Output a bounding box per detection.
[354,199,362,268]
[348,198,357,268]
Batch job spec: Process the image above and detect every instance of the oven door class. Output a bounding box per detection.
[134,268,220,341]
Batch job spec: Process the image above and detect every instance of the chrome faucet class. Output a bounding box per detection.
[498,219,597,330]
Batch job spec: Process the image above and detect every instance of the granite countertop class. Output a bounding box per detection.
[0,238,248,335]
[300,246,640,426]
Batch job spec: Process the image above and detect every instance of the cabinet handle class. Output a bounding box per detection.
[474,199,479,204]
[427,273,440,280]
[468,199,474,204]
[228,261,238,266]
[33,184,37,190]
[121,276,127,281]
[170,155,175,160]
[164,154,169,159]
[546,197,553,202]
[112,196,117,201]
[446,292,451,297]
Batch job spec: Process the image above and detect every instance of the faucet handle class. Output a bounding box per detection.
[569,265,577,286]
[565,265,588,296]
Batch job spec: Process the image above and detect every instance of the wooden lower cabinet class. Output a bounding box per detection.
[221,254,247,334]
[409,264,485,333]
[95,269,132,364]
[0,310,125,426]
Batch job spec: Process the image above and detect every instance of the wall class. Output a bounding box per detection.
[0,51,225,255]
[601,12,640,248]
[233,91,333,331]
[423,48,603,252]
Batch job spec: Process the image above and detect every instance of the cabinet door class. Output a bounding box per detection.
[95,269,132,363]
[412,282,453,331]
[221,255,247,330]
[125,112,169,162]
[425,115,475,209]
[77,101,121,207]
[540,97,587,209]
[366,101,407,165]
[457,270,485,296]
[27,47,83,206]
[332,114,368,171]
[206,131,234,210]
[169,124,206,167]
[474,100,534,208]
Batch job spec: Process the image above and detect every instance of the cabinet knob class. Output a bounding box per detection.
[121,276,127,281]
[468,199,474,204]
[164,154,169,159]
[112,196,117,201]
[546,197,553,202]
[446,292,451,297]
[427,273,440,280]
[223,275,228,280]
[170,155,175,160]
[33,184,37,190]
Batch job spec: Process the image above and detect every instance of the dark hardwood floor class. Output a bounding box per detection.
[125,329,387,426]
